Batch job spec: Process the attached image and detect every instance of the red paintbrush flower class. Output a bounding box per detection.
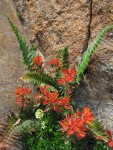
[16,97,27,107]
[57,67,77,85]
[82,107,94,125]
[49,58,61,66]
[40,85,49,98]
[63,68,77,82]
[34,93,42,103]
[15,87,32,107]
[59,114,86,139]
[33,55,43,66]
[58,97,72,110]
[76,107,94,125]
[40,85,72,112]
[57,78,66,85]
[62,68,77,77]
[15,87,32,96]
[43,90,58,105]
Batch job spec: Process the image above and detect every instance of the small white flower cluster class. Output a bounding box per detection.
[35,109,44,119]
[35,109,46,129]
[41,121,46,129]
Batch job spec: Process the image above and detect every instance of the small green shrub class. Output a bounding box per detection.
[23,113,71,150]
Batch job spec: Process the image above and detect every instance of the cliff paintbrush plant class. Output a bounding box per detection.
[3,19,113,149]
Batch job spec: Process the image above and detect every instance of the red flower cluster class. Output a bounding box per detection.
[59,114,86,139]
[34,93,42,103]
[49,58,61,66]
[76,107,94,125]
[57,68,77,85]
[15,87,32,107]
[33,56,43,66]
[40,86,72,112]
[59,107,94,139]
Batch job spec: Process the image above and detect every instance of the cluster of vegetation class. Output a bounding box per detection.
[0,19,113,150]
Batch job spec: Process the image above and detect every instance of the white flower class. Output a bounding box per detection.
[41,121,46,129]
[35,109,44,119]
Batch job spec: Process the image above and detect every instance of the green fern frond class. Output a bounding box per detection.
[23,72,60,90]
[60,47,69,69]
[90,119,109,141]
[11,119,38,135]
[76,25,113,84]
[8,18,36,71]
[0,118,38,150]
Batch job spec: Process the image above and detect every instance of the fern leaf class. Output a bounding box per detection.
[23,72,60,90]
[60,47,69,69]
[90,119,109,142]
[0,119,38,150]
[8,18,36,71]
[76,25,113,84]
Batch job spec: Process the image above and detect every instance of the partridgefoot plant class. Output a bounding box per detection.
[3,19,113,149]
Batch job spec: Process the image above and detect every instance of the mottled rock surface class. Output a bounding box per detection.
[14,0,90,63]
[0,0,26,118]
[14,0,113,130]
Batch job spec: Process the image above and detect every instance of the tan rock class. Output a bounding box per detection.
[0,0,27,118]
[14,0,90,64]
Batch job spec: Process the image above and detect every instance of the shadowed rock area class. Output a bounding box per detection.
[0,0,26,118]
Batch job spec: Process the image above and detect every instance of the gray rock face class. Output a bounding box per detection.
[0,0,26,118]
[74,48,113,131]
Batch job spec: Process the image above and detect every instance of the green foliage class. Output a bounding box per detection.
[94,141,111,150]
[23,132,71,150]
[76,25,113,84]
[23,72,60,90]
[71,134,111,150]
[12,119,38,134]
[60,47,69,69]
[23,112,71,150]
[23,122,111,150]
[0,115,38,150]
[8,18,36,71]
[90,119,109,141]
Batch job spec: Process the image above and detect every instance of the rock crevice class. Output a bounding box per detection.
[83,0,93,53]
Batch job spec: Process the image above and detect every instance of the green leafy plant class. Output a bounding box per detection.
[0,113,38,150]
[6,19,113,150]
[8,18,36,71]
[23,72,59,90]
[60,47,69,69]
[23,113,71,150]
[76,25,113,84]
